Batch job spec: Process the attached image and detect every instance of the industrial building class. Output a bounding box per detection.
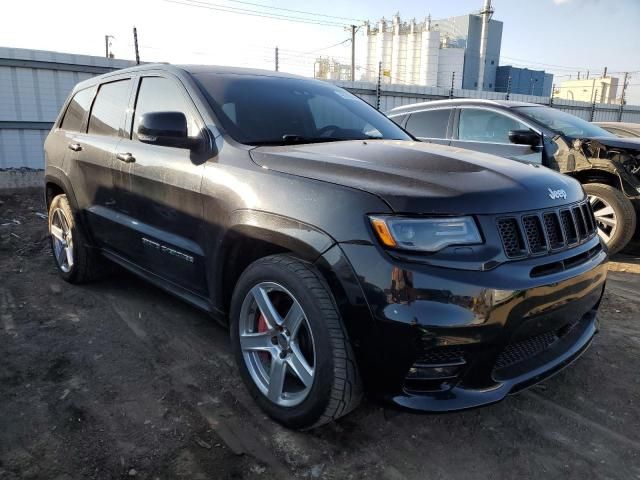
[363,2,502,90]
[495,66,553,97]
[314,57,352,81]
[553,76,620,104]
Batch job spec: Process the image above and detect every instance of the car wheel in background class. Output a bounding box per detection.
[230,254,362,429]
[584,183,636,255]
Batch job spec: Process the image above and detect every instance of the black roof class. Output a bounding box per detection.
[74,63,306,91]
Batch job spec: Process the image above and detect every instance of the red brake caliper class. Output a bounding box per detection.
[257,313,270,363]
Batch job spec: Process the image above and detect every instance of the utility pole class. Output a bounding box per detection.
[133,27,140,65]
[376,61,382,110]
[618,72,629,121]
[603,66,607,78]
[275,46,279,72]
[449,71,456,99]
[477,0,492,91]
[350,25,357,82]
[104,35,115,58]
[505,75,511,100]
[590,89,598,121]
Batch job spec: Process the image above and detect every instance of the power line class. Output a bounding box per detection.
[222,0,363,22]
[162,0,348,27]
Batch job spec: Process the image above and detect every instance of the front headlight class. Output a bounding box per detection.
[369,216,483,252]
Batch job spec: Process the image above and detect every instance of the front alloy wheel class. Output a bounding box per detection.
[230,254,362,429]
[583,183,636,255]
[239,282,316,407]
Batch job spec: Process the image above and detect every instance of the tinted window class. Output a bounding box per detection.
[458,109,528,143]
[88,79,132,137]
[193,73,410,145]
[61,88,94,132]
[513,106,614,139]
[406,109,451,138]
[132,77,198,140]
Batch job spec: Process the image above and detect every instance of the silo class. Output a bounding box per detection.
[419,17,439,86]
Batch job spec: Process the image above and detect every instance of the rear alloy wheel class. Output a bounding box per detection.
[230,254,362,429]
[50,206,74,273]
[48,194,105,283]
[583,183,636,255]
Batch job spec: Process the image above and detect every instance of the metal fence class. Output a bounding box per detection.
[331,79,640,123]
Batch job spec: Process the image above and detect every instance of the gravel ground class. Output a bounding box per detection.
[1,191,639,480]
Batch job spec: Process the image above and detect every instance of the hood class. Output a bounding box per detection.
[250,140,585,214]
[585,136,640,150]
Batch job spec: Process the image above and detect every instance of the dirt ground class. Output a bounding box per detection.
[1,190,639,480]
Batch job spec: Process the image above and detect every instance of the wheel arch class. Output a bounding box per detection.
[44,167,79,211]
[213,210,336,318]
[569,168,622,190]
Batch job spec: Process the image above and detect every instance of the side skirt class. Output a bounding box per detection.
[100,249,226,323]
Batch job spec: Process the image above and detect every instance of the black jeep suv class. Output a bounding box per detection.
[388,99,640,254]
[44,65,607,429]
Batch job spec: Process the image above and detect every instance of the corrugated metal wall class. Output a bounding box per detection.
[0,47,134,170]
[331,80,640,124]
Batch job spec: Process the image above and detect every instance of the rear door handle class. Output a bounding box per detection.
[116,152,136,163]
[68,143,82,152]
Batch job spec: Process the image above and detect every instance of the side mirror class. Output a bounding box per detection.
[508,129,541,147]
[137,111,198,149]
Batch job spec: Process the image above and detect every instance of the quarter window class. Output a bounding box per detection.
[132,77,197,140]
[61,88,94,132]
[458,109,528,143]
[88,80,133,137]
[406,109,451,138]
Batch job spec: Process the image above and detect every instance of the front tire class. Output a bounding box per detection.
[230,254,362,429]
[583,183,636,255]
[48,194,103,283]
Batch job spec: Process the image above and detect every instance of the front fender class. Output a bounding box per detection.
[227,209,335,260]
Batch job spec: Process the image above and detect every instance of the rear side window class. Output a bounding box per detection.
[60,88,94,132]
[406,109,451,138]
[88,79,133,137]
[132,77,198,140]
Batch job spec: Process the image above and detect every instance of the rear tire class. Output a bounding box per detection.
[230,254,362,429]
[48,194,104,283]
[583,183,636,255]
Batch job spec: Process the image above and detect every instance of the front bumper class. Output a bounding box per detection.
[334,236,607,412]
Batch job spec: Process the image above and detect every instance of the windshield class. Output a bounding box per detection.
[192,73,411,145]
[513,106,615,139]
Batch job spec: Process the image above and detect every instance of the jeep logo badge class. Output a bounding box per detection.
[548,188,567,200]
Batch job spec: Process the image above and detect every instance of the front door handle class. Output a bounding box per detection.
[116,152,136,163]
[68,143,82,152]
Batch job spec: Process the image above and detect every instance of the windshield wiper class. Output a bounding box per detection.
[281,134,347,144]
[248,134,382,146]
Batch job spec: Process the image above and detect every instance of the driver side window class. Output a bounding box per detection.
[132,76,198,141]
[458,109,528,143]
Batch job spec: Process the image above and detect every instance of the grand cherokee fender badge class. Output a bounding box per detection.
[142,238,194,263]
[548,188,567,200]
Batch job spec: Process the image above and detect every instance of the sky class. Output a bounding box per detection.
[1,0,639,102]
